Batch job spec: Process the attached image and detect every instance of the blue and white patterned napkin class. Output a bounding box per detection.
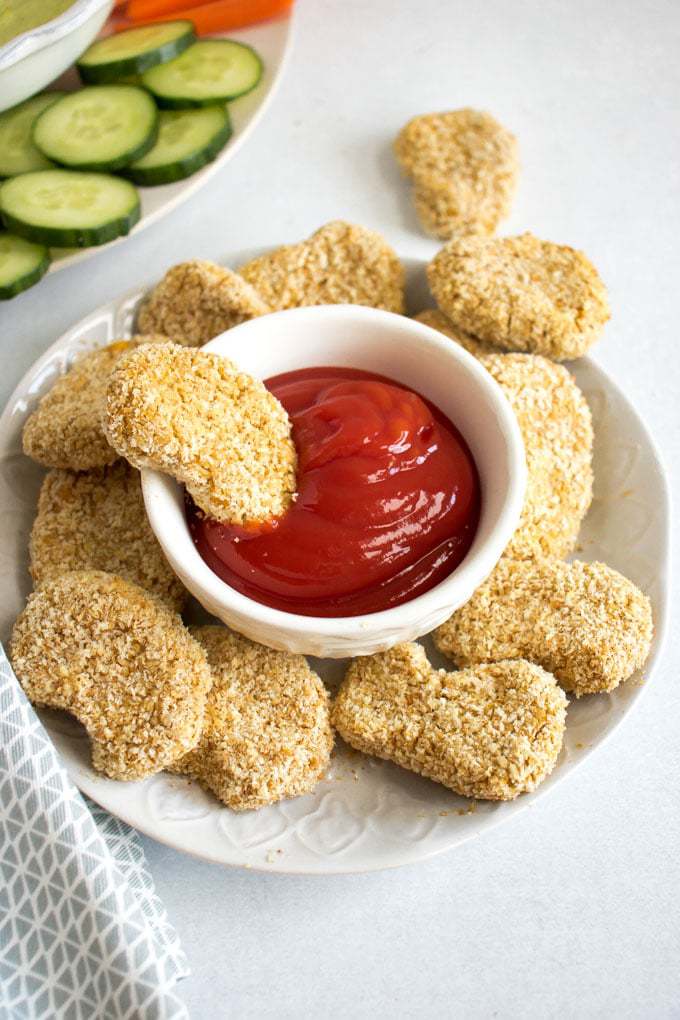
[0,645,190,1020]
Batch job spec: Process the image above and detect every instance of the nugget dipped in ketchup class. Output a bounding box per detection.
[105,343,297,525]
[188,367,481,618]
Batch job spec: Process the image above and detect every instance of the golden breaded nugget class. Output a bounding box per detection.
[10,571,211,780]
[105,342,296,525]
[414,308,492,359]
[394,109,518,239]
[332,643,566,800]
[428,233,610,360]
[415,310,593,559]
[173,627,333,810]
[136,260,270,346]
[29,462,186,611]
[434,558,653,697]
[238,220,405,314]
[22,337,167,471]
[484,353,593,559]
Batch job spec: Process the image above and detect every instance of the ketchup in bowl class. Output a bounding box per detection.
[187,367,480,618]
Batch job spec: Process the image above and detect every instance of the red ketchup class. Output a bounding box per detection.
[187,367,480,617]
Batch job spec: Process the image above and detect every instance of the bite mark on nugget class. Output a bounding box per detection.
[173,627,333,811]
[104,342,297,525]
[332,643,566,801]
[238,220,405,314]
[9,571,212,780]
[428,232,610,360]
[22,336,168,471]
[137,260,270,346]
[30,462,186,611]
[434,558,653,697]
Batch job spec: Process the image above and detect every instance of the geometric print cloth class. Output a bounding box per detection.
[0,645,190,1020]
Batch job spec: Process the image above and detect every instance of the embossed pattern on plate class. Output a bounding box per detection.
[0,255,669,874]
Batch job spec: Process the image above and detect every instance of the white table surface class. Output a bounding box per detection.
[2,1,679,1016]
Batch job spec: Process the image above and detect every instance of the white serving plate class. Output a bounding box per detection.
[41,15,294,275]
[0,254,670,874]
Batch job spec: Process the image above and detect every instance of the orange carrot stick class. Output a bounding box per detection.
[124,0,293,31]
[125,0,211,18]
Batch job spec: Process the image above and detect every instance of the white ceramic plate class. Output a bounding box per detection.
[0,254,670,874]
[44,15,294,275]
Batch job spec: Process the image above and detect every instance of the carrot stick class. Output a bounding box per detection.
[125,0,211,18]
[124,0,293,31]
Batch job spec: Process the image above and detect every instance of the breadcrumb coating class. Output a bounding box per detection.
[9,571,211,780]
[414,308,492,359]
[428,232,610,360]
[434,558,653,697]
[173,627,333,810]
[484,353,593,559]
[238,220,405,314]
[416,310,593,558]
[332,643,566,800]
[394,109,518,239]
[417,305,593,560]
[22,337,167,471]
[29,462,186,611]
[136,260,270,346]
[104,342,297,525]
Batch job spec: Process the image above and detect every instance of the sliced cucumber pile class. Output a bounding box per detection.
[0,233,50,300]
[32,86,159,172]
[77,21,196,84]
[125,106,232,186]
[0,170,141,248]
[0,93,64,178]
[142,40,263,108]
[0,22,265,297]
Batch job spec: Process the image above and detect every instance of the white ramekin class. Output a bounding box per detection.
[0,0,113,113]
[142,304,526,657]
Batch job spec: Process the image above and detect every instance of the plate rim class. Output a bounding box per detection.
[0,253,670,874]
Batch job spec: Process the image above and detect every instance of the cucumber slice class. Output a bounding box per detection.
[77,21,196,84]
[0,93,64,178]
[142,40,263,108]
[0,232,50,300]
[0,170,140,248]
[32,86,158,172]
[125,106,232,186]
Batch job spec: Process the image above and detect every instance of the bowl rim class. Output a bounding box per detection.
[141,303,527,637]
[0,0,112,72]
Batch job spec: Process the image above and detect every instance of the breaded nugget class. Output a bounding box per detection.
[10,571,211,780]
[332,643,566,800]
[415,310,593,559]
[238,220,405,314]
[22,337,166,471]
[485,353,593,559]
[434,558,653,697]
[414,308,492,359]
[173,627,333,810]
[105,342,297,525]
[394,109,518,239]
[428,233,610,360]
[29,462,186,611]
[136,260,270,346]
